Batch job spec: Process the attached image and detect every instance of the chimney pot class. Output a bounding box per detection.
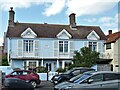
[108,30,112,35]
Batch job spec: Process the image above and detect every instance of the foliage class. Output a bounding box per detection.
[56,68,66,73]
[38,66,48,73]
[13,68,21,70]
[2,55,9,66]
[73,47,100,67]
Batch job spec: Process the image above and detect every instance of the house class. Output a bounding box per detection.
[104,30,120,72]
[0,46,4,65]
[5,7,106,72]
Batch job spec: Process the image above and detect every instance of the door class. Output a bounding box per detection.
[81,74,104,88]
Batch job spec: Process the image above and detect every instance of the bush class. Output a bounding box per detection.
[56,68,66,73]
[38,66,48,73]
[13,68,21,70]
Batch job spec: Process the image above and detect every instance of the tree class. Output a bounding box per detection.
[2,55,9,66]
[72,47,99,67]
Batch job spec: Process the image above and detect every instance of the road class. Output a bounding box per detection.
[35,81,54,90]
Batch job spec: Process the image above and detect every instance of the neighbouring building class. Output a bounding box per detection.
[4,7,106,72]
[104,30,120,72]
[0,46,4,65]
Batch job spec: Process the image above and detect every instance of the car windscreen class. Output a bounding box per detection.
[73,73,92,83]
[69,74,83,82]
[63,69,73,74]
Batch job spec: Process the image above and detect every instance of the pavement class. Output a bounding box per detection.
[35,81,54,90]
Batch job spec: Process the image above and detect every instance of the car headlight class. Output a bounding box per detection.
[64,85,73,90]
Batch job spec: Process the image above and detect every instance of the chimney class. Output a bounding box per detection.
[108,30,112,35]
[69,13,76,28]
[8,7,15,27]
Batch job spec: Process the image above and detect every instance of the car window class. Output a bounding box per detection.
[89,74,103,82]
[23,71,28,75]
[72,70,81,76]
[74,73,91,83]
[104,73,119,81]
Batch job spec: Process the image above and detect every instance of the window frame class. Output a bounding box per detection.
[88,41,97,51]
[106,43,111,49]
[59,40,69,53]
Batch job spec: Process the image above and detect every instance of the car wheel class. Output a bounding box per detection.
[30,81,37,88]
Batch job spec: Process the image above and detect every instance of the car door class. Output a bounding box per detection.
[101,73,120,88]
[81,73,104,88]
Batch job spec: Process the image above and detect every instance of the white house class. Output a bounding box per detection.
[4,7,106,72]
[104,30,120,72]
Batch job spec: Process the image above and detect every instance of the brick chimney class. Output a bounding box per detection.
[8,7,15,27]
[69,13,76,28]
[108,30,112,35]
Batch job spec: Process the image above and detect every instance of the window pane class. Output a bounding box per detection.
[64,41,68,52]
[59,41,63,52]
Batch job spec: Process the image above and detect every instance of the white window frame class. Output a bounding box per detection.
[59,40,69,53]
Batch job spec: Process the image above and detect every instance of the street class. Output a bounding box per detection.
[35,81,54,90]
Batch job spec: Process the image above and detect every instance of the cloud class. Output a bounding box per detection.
[43,0,65,16]
[84,18,97,23]
[0,0,55,11]
[0,0,119,17]
[66,0,119,16]
[99,14,118,28]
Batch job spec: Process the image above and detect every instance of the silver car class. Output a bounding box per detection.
[54,71,120,90]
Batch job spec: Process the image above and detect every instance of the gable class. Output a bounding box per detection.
[21,27,37,38]
[87,30,100,40]
[57,29,72,39]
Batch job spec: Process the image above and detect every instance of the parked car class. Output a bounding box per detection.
[5,70,41,88]
[51,67,95,85]
[2,78,34,90]
[54,71,120,90]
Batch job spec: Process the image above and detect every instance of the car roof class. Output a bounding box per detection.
[87,71,119,75]
[13,70,33,72]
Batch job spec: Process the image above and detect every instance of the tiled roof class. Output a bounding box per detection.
[106,31,120,43]
[6,22,106,40]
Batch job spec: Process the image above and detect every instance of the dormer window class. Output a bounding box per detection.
[87,30,100,40]
[57,29,72,39]
[21,27,37,38]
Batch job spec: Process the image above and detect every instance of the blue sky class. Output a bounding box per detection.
[0,0,119,46]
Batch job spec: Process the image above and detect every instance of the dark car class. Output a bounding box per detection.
[54,71,120,90]
[51,67,95,85]
[2,78,34,90]
[5,70,41,88]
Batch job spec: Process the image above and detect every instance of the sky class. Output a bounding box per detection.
[0,0,120,46]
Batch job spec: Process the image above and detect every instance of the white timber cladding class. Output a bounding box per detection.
[69,41,74,57]
[54,40,59,57]
[17,40,23,57]
[34,40,39,57]
[97,42,102,52]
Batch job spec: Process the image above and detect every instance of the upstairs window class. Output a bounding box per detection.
[106,43,111,49]
[89,42,97,51]
[59,41,68,53]
[23,40,33,53]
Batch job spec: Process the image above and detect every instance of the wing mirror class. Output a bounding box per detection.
[88,79,93,84]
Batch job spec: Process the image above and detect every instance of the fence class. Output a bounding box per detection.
[38,72,58,81]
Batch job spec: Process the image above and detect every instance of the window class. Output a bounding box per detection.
[106,43,111,49]
[59,41,68,53]
[89,42,97,51]
[89,74,103,82]
[104,73,119,81]
[23,40,33,53]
